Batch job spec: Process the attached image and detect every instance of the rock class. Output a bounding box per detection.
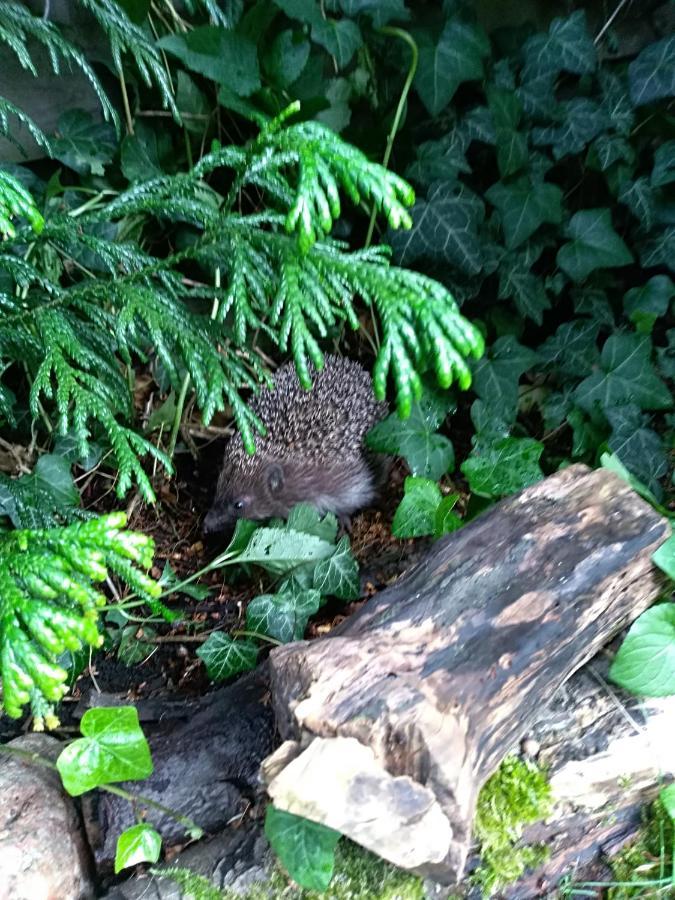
[0,734,94,900]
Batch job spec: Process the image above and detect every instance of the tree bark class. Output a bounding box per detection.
[262,464,670,883]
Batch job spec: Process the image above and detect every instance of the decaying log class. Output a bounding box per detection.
[262,465,670,884]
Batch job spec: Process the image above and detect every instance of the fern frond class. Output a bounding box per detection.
[0,170,44,238]
[78,0,179,121]
[0,511,160,724]
[0,1,118,130]
[0,96,52,155]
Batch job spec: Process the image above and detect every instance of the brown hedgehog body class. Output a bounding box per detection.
[203,355,389,533]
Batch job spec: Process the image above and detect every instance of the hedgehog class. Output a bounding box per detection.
[202,355,389,534]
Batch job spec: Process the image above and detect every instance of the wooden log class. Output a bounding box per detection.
[262,465,670,884]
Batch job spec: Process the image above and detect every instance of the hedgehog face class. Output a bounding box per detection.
[202,462,287,534]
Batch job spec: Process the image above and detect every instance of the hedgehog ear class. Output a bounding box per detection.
[267,464,284,495]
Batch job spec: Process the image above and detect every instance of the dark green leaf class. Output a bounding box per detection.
[461,437,544,498]
[557,208,633,281]
[56,707,153,796]
[521,11,596,80]
[197,633,259,680]
[576,333,672,414]
[537,320,600,379]
[601,451,662,510]
[315,78,352,132]
[567,406,606,458]
[609,604,675,696]
[389,182,484,275]
[271,0,322,26]
[158,27,260,94]
[121,122,167,182]
[312,18,362,68]
[415,21,490,116]
[657,329,675,380]
[471,336,539,424]
[495,128,529,178]
[573,289,615,328]
[651,141,675,188]
[0,453,79,529]
[366,387,456,480]
[392,476,442,538]
[176,71,210,134]
[115,824,162,874]
[598,69,635,135]
[531,98,608,160]
[405,132,471,188]
[246,588,321,642]
[52,110,116,176]
[498,263,550,325]
[607,405,667,499]
[486,178,563,249]
[653,535,675,580]
[313,536,360,599]
[660,784,675,823]
[623,276,674,334]
[618,178,654,230]
[266,30,310,87]
[337,0,409,27]
[159,561,211,600]
[117,625,157,666]
[588,134,635,172]
[265,806,341,892]
[639,226,675,274]
[628,36,675,106]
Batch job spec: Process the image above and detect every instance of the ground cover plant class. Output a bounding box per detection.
[0,0,674,896]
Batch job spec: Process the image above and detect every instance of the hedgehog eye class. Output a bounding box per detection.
[233,500,245,511]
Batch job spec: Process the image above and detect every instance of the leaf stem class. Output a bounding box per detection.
[364,27,419,249]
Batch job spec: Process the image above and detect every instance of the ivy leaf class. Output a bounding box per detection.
[246,588,321,643]
[337,0,408,27]
[531,98,608,160]
[639,226,675,274]
[628,36,675,106]
[121,121,168,182]
[609,604,675,697]
[415,21,490,116]
[588,134,635,172]
[498,262,551,325]
[575,333,672,414]
[313,537,360,599]
[537,320,600,379]
[312,18,362,67]
[606,405,668,500]
[434,494,462,538]
[660,784,675,823]
[601,451,663,510]
[366,388,456,480]
[389,182,484,275]
[471,336,540,425]
[236,527,334,574]
[159,561,211,601]
[0,453,79,529]
[158,27,260,95]
[405,132,471,188]
[573,288,615,328]
[557,209,633,281]
[266,30,310,87]
[392,477,442,538]
[652,535,675,580]
[521,11,596,80]
[486,178,563,249]
[117,625,157,666]
[461,437,544,498]
[618,178,655,230]
[197,633,259,680]
[114,824,162,874]
[651,141,675,188]
[286,505,338,543]
[51,110,116,176]
[623,276,674,334]
[598,69,635,135]
[265,806,341,892]
[176,71,210,135]
[56,707,153,796]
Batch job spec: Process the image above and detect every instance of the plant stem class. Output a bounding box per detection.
[0,744,203,840]
[118,71,134,136]
[167,270,222,460]
[364,27,419,249]
[232,629,282,646]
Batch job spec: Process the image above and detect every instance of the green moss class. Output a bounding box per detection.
[606,796,675,899]
[159,840,425,899]
[472,755,552,897]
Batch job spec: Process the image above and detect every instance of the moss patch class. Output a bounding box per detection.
[160,840,425,899]
[472,755,552,897]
